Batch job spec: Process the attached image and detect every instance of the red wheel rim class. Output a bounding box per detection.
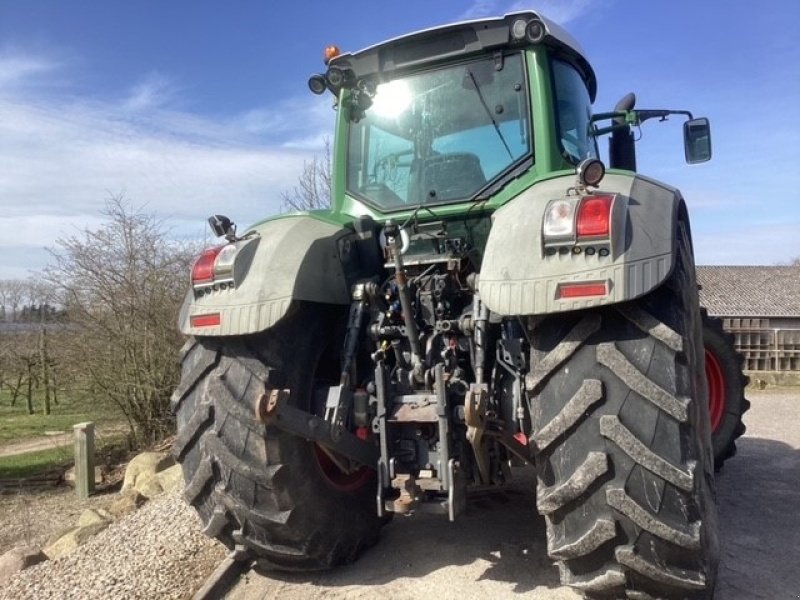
[314,445,373,492]
[705,348,726,433]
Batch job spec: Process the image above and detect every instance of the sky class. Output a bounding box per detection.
[1,0,799,279]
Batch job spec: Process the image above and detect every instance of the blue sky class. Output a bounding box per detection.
[1,0,799,279]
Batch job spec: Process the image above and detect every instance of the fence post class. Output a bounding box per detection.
[74,422,95,500]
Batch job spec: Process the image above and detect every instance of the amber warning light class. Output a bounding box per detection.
[324,45,341,65]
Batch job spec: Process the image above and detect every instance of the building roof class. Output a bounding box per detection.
[697,266,800,318]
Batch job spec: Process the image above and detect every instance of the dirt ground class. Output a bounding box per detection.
[0,424,129,459]
[226,388,800,600]
[0,433,72,459]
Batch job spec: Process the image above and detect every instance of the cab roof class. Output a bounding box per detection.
[328,11,597,101]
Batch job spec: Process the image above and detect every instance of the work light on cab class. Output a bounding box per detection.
[509,16,547,43]
[576,158,605,188]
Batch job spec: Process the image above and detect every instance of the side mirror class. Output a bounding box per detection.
[684,117,712,164]
[208,214,236,241]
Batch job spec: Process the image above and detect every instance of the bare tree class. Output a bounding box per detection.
[0,278,62,413]
[26,279,59,414]
[0,279,26,322]
[280,138,332,211]
[45,196,197,446]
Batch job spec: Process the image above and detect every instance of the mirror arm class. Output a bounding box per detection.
[592,109,696,137]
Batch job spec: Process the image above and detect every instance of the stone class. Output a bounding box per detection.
[136,477,164,499]
[43,522,109,559]
[77,508,112,528]
[0,546,47,584]
[155,464,184,494]
[64,465,104,486]
[108,488,147,518]
[45,526,78,547]
[121,452,175,494]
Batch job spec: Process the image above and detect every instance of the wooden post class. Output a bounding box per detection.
[74,422,95,500]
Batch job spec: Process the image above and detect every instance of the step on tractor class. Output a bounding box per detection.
[172,11,748,598]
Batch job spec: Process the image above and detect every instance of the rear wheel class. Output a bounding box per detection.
[170,303,383,570]
[702,309,750,469]
[528,223,719,598]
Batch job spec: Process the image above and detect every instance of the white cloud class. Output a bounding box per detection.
[459,0,499,20]
[123,71,175,111]
[508,0,595,24]
[236,96,334,140]
[460,0,597,23]
[0,51,333,278]
[0,56,55,85]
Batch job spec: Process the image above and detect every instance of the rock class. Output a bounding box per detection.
[77,508,112,528]
[0,546,47,584]
[155,464,184,493]
[45,526,78,547]
[63,466,104,486]
[121,452,175,496]
[43,522,109,560]
[108,489,147,518]
[137,477,164,498]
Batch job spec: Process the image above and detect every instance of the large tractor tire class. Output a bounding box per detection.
[527,223,719,599]
[702,309,750,469]
[170,303,383,571]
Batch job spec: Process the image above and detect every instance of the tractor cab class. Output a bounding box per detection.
[309,11,709,221]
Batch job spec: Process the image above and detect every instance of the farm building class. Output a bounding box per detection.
[698,266,800,372]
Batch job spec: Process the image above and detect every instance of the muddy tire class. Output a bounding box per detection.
[527,223,719,599]
[702,309,750,469]
[170,303,383,571]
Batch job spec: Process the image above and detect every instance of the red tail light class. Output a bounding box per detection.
[191,246,224,284]
[577,195,615,238]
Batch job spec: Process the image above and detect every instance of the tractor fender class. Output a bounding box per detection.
[179,215,353,336]
[479,172,688,316]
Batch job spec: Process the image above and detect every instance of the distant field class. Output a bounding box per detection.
[0,389,125,445]
[0,389,129,479]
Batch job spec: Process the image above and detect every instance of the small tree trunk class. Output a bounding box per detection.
[26,363,34,415]
[39,326,51,415]
[10,374,23,406]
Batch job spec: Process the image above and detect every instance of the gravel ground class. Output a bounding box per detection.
[229,387,800,600]
[0,489,226,600]
[0,388,796,599]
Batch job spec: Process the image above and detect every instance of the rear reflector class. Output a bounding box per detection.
[557,282,608,299]
[190,313,221,328]
[577,195,614,238]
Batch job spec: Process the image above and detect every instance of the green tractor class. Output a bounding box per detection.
[172,11,747,598]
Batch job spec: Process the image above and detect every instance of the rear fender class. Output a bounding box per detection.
[180,216,359,336]
[479,172,687,316]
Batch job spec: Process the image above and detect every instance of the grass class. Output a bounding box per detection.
[0,446,74,479]
[0,388,126,444]
[0,389,130,480]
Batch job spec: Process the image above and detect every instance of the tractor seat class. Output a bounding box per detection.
[420,152,486,202]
